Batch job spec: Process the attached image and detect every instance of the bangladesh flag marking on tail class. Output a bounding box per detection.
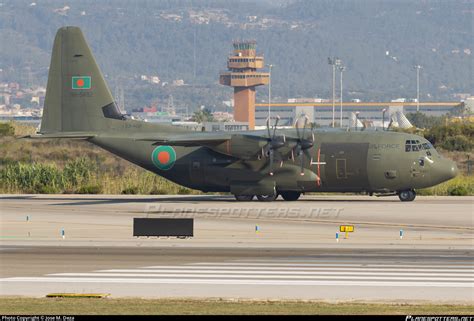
[151,146,176,171]
[72,76,91,89]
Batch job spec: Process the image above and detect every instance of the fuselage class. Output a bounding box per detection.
[90,124,458,195]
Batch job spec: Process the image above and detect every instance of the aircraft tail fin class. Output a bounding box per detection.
[40,26,122,134]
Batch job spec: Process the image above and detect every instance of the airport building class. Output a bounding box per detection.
[255,101,458,128]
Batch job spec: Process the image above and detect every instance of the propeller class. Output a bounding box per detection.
[263,116,286,175]
[293,115,315,176]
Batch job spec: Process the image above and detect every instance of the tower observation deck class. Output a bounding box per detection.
[219,40,269,129]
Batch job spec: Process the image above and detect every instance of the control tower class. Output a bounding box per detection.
[219,41,269,129]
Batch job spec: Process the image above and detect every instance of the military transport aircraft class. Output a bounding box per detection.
[27,27,459,202]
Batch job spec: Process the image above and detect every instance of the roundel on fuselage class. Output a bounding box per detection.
[151,145,176,170]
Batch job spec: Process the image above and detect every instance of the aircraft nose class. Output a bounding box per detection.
[436,159,458,182]
[449,162,459,179]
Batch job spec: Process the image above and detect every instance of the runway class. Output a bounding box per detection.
[1,194,473,302]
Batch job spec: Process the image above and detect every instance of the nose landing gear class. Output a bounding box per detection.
[398,189,416,202]
[280,191,301,201]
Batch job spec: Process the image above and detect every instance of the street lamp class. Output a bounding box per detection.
[382,108,387,131]
[414,65,423,112]
[328,57,341,127]
[339,65,345,128]
[267,64,274,120]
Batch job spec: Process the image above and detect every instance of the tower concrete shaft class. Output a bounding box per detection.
[219,41,269,129]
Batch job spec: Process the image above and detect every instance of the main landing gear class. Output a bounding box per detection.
[398,189,416,202]
[234,195,254,201]
[256,193,278,202]
[234,191,302,202]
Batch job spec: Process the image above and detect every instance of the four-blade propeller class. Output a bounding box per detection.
[263,116,286,176]
[293,115,315,176]
[262,114,315,176]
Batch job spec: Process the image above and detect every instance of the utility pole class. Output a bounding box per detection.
[328,57,341,127]
[267,64,274,120]
[339,65,345,127]
[193,27,197,82]
[414,65,422,112]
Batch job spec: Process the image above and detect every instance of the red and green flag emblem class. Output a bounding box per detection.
[151,146,176,171]
[72,76,91,89]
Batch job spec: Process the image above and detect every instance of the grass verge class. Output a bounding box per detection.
[0,297,473,315]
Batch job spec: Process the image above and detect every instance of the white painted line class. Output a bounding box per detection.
[208,260,474,265]
[1,277,472,288]
[134,265,474,273]
[90,270,474,277]
[46,273,473,281]
[233,258,473,263]
[187,262,474,268]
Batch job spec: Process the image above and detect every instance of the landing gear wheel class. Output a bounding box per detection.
[398,190,416,202]
[280,191,301,201]
[234,195,254,201]
[256,193,278,202]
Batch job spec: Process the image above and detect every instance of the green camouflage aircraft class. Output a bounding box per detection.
[28,27,458,202]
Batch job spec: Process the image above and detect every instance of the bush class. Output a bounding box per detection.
[441,135,473,152]
[62,158,96,187]
[425,123,474,151]
[149,186,167,195]
[177,187,192,195]
[417,175,473,196]
[121,186,139,194]
[0,163,63,192]
[35,184,60,194]
[0,123,15,136]
[76,184,102,194]
[447,186,468,196]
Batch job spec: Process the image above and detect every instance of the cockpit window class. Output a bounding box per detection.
[405,139,432,153]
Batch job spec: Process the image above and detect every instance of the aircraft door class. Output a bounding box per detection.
[189,159,205,186]
[321,143,370,190]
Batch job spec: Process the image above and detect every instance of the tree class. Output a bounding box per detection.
[191,108,215,123]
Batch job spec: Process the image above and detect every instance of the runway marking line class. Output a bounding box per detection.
[1,259,472,289]
[2,277,472,288]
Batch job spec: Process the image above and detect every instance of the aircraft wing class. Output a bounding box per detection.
[135,133,233,146]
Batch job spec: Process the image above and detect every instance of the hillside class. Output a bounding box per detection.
[0,0,472,110]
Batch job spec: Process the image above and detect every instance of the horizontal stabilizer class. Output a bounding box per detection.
[21,132,96,139]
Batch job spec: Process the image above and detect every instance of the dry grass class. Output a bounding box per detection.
[0,297,473,315]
